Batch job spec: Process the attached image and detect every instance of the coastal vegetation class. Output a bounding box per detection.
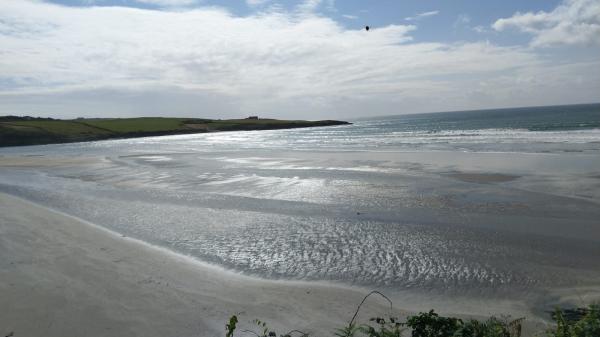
[0,116,350,147]
[225,292,600,337]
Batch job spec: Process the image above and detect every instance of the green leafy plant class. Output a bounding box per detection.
[403,310,523,337]
[547,305,600,337]
[453,316,524,337]
[358,317,405,337]
[227,317,309,337]
[223,293,598,337]
[226,315,239,337]
[404,310,463,337]
[334,323,361,337]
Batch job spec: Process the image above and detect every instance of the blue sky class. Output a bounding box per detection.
[0,0,599,119]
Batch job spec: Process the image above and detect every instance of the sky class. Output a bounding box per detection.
[0,0,599,119]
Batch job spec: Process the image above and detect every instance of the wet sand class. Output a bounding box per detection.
[446,172,521,183]
[0,155,104,168]
[0,191,559,337]
[2,149,599,336]
[0,192,398,337]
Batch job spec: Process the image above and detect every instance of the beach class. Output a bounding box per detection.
[0,150,597,336]
[1,189,569,337]
[1,0,599,333]
[2,108,600,336]
[1,192,397,337]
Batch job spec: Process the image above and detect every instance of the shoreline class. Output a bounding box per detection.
[0,192,401,337]
[0,191,555,336]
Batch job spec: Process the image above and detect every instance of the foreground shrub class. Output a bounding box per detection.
[223,294,599,337]
[547,305,600,337]
[404,310,463,337]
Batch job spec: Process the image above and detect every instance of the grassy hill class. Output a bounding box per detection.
[0,116,350,147]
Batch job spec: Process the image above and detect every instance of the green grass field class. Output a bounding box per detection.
[3,120,112,136]
[0,116,349,147]
[80,118,190,133]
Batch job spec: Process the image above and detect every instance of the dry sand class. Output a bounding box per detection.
[0,192,399,337]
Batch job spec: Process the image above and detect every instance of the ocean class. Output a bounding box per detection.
[1,103,600,308]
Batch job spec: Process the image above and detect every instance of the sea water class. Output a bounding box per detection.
[1,103,600,305]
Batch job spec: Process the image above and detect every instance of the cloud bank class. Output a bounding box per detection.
[0,0,598,119]
[493,0,600,47]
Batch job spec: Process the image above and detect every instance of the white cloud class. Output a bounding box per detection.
[0,0,597,119]
[493,0,600,47]
[296,0,336,14]
[297,0,322,13]
[342,14,358,20]
[246,0,270,7]
[132,0,198,7]
[405,10,439,21]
